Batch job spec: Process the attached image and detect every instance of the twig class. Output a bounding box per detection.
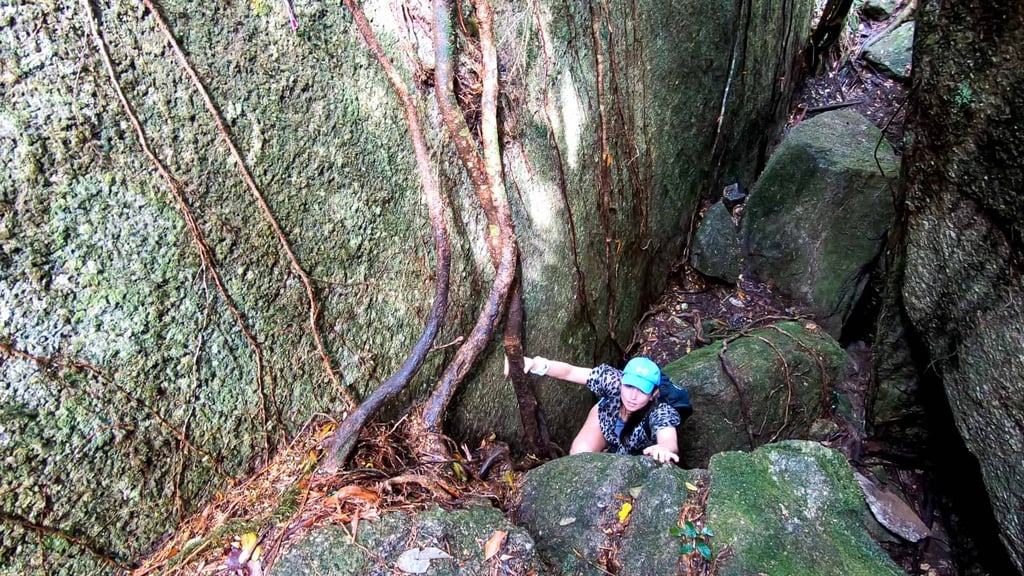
[806,98,865,114]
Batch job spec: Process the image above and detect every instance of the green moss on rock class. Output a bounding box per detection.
[707,441,903,576]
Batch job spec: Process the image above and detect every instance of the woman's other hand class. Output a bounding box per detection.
[643,444,679,464]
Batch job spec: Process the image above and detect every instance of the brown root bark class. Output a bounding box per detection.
[420,0,517,440]
[322,0,453,469]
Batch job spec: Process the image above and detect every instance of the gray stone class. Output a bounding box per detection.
[272,504,540,576]
[859,0,898,21]
[740,109,898,338]
[898,4,1024,569]
[515,453,705,575]
[690,202,741,283]
[863,22,915,81]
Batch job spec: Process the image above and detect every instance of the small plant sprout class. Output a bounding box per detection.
[670,520,714,560]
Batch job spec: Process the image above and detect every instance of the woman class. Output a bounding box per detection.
[512,355,680,464]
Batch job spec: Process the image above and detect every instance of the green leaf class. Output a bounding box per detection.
[680,543,695,555]
[682,521,699,539]
[701,525,714,537]
[696,541,713,560]
[669,526,684,537]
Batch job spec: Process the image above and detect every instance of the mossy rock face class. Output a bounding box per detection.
[663,322,847,468]
[515,453,706,575]
[740,109,898,338]
[707,441,904,576]
[271,504,540,576]
[899,4,1024,570]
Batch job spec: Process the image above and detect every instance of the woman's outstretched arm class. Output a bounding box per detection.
[506,356,593,384]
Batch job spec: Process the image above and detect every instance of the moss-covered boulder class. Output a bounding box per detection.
[740,110,898,338]
[863,22,915,82]
[690,202,740,284]
[271,504,539,575]
[707,441,904,576]
[515,453,705,575]
[663,322,847,467]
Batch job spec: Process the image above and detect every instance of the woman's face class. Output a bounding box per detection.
[620,383,653,413]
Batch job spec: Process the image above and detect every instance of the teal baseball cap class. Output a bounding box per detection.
[621,357,661,395]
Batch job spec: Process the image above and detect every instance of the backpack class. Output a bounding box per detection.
[658,374,693,423]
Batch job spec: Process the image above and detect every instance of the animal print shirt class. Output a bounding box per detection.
[586,364,680,455]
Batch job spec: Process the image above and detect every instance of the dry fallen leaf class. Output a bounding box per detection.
[325,485,380,507]
[396,547,450,573]
[238,532,259,564]
[483,530,507,560]
[685,482,699,492]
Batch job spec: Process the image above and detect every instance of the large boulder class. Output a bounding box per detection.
[663,321,847,467]
[707,441,905,576]
[740,109,898,338]
[690,201,741,283]
[863,22,915,82]
[271,504,540,576]
[0,0,813,572]
[515,444,903,576]
[895,2,1024,571]
[516,452,705,575]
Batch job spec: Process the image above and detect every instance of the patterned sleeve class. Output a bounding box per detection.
[585,364,622,397]
[647,401,681,433]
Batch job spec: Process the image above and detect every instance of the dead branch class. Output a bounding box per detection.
[503,280,551,457]
[322,0,452,469]
[81,0,277,457]
[138,0,355,409]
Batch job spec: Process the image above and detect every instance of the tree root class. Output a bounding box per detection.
[321,0,452,470]
[0,512,129,572]
[0,341,230,479]
[81,0,278,457]
[420,0,518,437]
[718,340,757,447]
[137,0,355,409]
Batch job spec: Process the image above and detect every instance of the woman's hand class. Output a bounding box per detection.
[503,355,538,377]
[643,444,679,464]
